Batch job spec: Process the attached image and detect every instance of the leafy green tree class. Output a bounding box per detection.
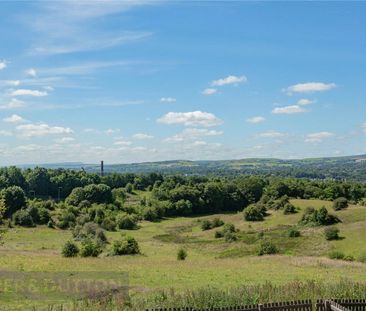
[243,203,266,221]
[0,186,26,218]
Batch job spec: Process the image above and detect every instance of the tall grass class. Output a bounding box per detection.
[46,279,366,310]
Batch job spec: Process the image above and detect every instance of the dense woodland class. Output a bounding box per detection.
[1,166,366,225]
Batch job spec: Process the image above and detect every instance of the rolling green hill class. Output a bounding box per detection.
[20,154,366,181]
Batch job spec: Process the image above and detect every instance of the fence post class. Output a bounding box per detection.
[258,304,263,311]
[325,300,331,311]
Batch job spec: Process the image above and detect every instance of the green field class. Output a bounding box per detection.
[1,198,366,309]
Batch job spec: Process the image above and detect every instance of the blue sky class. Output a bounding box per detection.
[0,1,366,165]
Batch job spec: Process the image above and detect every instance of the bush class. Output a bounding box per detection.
[12,210,34,227]
[283,203,297,215]
[212,217,224,228]
[111,236,140,255]
[222,223,236,234]
[258,240,278,256]
[201,218,224,231]
[57,211,76,229]
[177,248,187,261]
[80,239,102,257]
[116,213,138,230]
[300,206,340,226]
[224,231,237,242]
[62,241,79,257]
[125,183,133,194]
[201,220,212,231]
[142,207,159,221]
[27,206,50,225]
[324,227,340,240]
[214,230,224,238]
[328,251,345,260]
[101,217,116,231]
[244,203,266,221]
[333,197,348,211]
[288,227,301,238]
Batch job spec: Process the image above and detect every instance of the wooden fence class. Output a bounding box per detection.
[146,298,366,311]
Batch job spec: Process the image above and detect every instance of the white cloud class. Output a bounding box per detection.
[202,88,217,95]
[55,137,75,143]
[3,114,26,123]
[114,140,132,146]
[160,97,176,103]
[16,123,73,137]
[0,130,12,136]
[164,128,223,143]
[0,98,26,110]
[211,75,247,86]
[257,131,286,138]
[26,68,37,77]
[9,89,48,97]
[4,80,20,86]
[247,116,265,124]
[157,111,223,127]
[272,105,307,114]
[285,82,336,95]
[133,133,153,140]
[0,61,7,70]
[305,131,334,143]
[297,98,314,106]
[104,128,120,135]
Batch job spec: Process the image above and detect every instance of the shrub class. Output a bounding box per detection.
[288,228,301,238]
[283,203,297,215]
[62,241,79,257]
[212,217,224,228]
[142,207,159,221]
[57,211,76,229]
[125,183,133,194]
[224,231,237,242]
[27,206,50,225]
[201,220,212,231]
[223,223,236,234]
[111,236,140,255]
[258,240,278,256]
[244,203,266,221]
[101,217,116,231]
[328,251,345,260]
[116,213,138,230]
[80,239,102,257]
[324,227,340,240]
[300,206,340,226]
[95,229,108,244]
[333,197,348,211]
[214,230,224,238]
[12,210,34,227]
[177,248,187,261]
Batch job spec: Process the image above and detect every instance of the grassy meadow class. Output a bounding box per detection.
[1,195,366,309]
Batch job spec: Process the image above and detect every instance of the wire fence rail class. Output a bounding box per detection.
[146,299,366,311]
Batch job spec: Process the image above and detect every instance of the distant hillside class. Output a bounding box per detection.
[18,154,366,181]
